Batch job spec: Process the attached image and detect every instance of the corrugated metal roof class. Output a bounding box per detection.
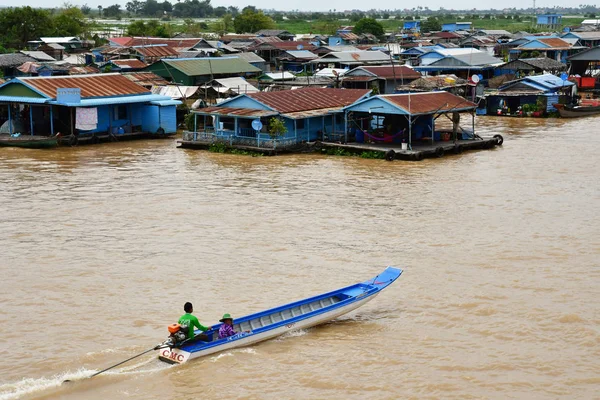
[69,66,100,75]
[20,51,56,62]
[111,59,147,69]
[163,57,261,77]
[127,37,202,49]
[193,106,278,118]
[355,65,421,80]
[151,85,199,99]
[133,45,179,58]
[312,51,390,64]
[19,73,150,99]
[283,107,343,119]
[248,88,370,113]
[234,52,266,64]
[122,72,169,86]
[208,77,259,94]
[538,38,571,48]
[382,92,477,115]
[109,36,133,46]
[342,76,377,82]
[282,50,318,60]
[252,41,316,51]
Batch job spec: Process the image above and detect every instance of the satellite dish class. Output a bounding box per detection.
[418,43,423,47]
[297,44,304,50]
[251,119,263,131]
[471,74,480,83]
[217,41,223,48]
[560,72,568,81]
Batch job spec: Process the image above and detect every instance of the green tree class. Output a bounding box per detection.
[267,117,287,139]
[421,17,441,33]
[0,7,56,49]
[54,6,87,36]
[353,18,384,37]
[233,8,275,34]
[103,4,122,18]
[81,4,92,15]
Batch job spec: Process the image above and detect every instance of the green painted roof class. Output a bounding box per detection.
[162,57,261,77]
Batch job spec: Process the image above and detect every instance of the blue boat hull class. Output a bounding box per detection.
[159,267,402,363]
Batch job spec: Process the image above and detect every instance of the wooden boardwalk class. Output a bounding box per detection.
[320,136,503,161]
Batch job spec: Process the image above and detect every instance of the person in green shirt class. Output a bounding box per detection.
[178,302,211,342]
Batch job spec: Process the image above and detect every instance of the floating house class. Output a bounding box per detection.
[341,65,421,93]
[309,51,392,69]
[180,88,370,151]
[485,73,575,116]
[561,31,600,48]
[0,73,180,144]
[319,91,501,160]
[145,57,262,85]
[567,45,600,75]
[415,50,503,78]
[256,30,295,41]
[495,57,567,77]
[103,59,147,72]
[511,38,582,63]
[276,50,318,72]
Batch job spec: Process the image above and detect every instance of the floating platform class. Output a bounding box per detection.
[319,136,503,161]
[60,131,175,146]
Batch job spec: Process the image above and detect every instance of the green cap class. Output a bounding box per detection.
[219,313,233,322]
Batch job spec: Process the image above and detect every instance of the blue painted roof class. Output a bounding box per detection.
[525,74,574,89]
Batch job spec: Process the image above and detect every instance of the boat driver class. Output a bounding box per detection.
[178,302,211,342]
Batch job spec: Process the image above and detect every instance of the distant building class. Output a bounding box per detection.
[442,22,473,32]
[537,14,562,30]
[403,21,421,33]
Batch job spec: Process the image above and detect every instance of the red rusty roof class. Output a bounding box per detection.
[133,45,179,58]
[248,88,370,113]
[109,36,133,46]
[194,106,278,118]
[111,59,147,69]
[430,31,463,39]
[19,73,150,99]
[359,65,421,80]
[122,72,169,86]
[382,91,477,115]
[537,38,572,48]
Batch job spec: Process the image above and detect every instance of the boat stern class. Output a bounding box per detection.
[158,347,192,364]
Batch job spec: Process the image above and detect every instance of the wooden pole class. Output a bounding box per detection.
[8,104,12,135]
[50,106,54,135]
[29,106,34,136]
[70,108,74,136]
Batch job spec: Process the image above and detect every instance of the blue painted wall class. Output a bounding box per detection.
[142,105,160,133]
[222,95,273,110]
[345,97,406,115]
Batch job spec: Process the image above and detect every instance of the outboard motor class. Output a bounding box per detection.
[167,323,188,345]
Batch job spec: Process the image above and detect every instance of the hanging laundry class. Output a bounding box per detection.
[76,107,98,131]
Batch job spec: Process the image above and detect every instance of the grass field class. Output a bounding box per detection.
[276,16,586,35]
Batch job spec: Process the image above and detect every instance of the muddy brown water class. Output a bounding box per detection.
[0,116,598,399]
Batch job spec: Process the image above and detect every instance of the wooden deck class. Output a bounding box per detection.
[320,136,503,161]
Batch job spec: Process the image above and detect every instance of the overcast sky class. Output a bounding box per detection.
[0,0,575,12]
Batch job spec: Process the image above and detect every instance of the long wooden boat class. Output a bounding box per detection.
[158,267,402,364]
[0,133,59,149]
[554,102,600,118]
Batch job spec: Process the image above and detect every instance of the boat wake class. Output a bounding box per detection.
[0,368,93,400]
[0,356,173,400]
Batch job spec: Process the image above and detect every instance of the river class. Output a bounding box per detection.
[0,116,598,399]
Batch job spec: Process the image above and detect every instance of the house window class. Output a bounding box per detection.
[114,105,128,120]
[296,119,305,129]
